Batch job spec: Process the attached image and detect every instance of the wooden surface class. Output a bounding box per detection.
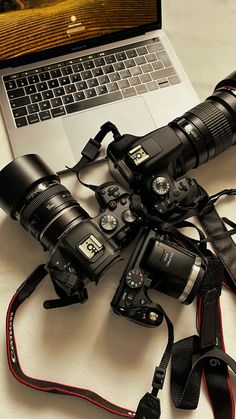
[0,0,156,59]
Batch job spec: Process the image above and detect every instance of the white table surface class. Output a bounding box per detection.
[0,1,236,418]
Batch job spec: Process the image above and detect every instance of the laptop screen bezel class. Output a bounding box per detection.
[0,0,162,70]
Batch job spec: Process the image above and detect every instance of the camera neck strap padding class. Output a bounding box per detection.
[6,264,174,419]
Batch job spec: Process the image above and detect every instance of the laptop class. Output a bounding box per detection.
[0,0,199,172]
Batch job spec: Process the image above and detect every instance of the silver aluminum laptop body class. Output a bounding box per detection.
[0,1,199,172]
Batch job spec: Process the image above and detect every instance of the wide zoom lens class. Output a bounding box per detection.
[0,155,88,251]
[171,71,236,175]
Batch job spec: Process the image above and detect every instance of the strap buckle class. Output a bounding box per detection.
[81,138,101,161]
[152,367,166,390]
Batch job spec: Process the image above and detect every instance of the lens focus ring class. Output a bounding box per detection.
[19,183,69,228]
[186,101,233,157]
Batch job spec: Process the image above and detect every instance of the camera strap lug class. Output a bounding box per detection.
[134,392,161,419]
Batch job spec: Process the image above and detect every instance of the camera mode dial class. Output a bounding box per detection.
[126,268,144,289]
[152,176,170,195]
[100,214,118,231]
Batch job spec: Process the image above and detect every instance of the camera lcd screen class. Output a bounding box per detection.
[0,0,158,61]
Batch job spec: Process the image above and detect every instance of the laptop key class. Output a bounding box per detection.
[122,87,137,98]
[118,79,130,89]
[36,82,48,91]
[83,60,95,70]
[147,42,164,53]
[27,114,39,124]
[72,63,84,73]
[151,67,176,80]
[140,73,152,83]
[114,62,125,71]
[25,85,37,95]
[59,76,70,86]
[136,46,148,56]
[39,72,51,81]
[104,65,114,74]
[94,57,105,67]
[96,85,108,95]
[70,73,81,83]
[5,80,17,90]
[131,66,142,76]
[28,103,39,114]
[109,73,120,82]
[85,88,97,98]
[115,52,127,61]
[120,69,131,79]
[16,78,28,87]
[65,84,76,93]
[42,90,54,100]
[13,107,28,118]
[50,69,62,78]
[39,110,51,121]
[105,55,116,64]
[81,70,93,80]
[141,64,153,73]
[62,94,74,104]
[28,75,40,84]
[157,51,172,67]
[92,67,103,77]
[48,79,59,88]
[76,81,87,91]
[136,84,148,95]
[51,98,63,107]
[129,76,141,86]
[169,75,181,85]
[66,91,122,114]
[146,81,158,91]
[10,96,30,108]
[30,93,43,103]
[53,87,65,96]
[74,92,86,101]
[7,88,25,99]
[98,75,109,85]
[126,49,137,58]
[61,66,73,75]
[107,82,119,92]
[152,61,164,70]
[39,100,51,111]
[124,59,136,68]
[87,78,99,88]
[51,106,66,118]
[15,116,27,127]
[146,53,157,63]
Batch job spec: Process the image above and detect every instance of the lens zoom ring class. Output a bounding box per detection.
[186,101,233,156]
[20,184,70,226]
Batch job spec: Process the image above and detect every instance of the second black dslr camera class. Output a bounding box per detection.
[0,154,140,308]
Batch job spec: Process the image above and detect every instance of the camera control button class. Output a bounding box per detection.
[100,214,118,231]
[123,209,136,223]
[108,200,117,209]
[120,197,128,205]
[112,190,120,197]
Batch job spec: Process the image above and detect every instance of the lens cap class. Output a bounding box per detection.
[0,154,59,218]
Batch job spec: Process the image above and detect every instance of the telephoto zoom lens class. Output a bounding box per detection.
[173,71,236,176]
[0,154,88,251]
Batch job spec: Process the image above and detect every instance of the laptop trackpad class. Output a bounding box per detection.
[62,96,157,160]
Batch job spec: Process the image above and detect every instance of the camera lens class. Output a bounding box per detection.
[0,155,88,251]
[172,71,236,175]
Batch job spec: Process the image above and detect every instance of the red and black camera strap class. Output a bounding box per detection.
[6,264,174,419]
[170,252,236,419]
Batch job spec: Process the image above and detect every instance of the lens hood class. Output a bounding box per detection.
[0,154,59,218]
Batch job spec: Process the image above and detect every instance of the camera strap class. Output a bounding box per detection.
[196,185,236,292]
[170,254,236,419]
[6,264,173,419]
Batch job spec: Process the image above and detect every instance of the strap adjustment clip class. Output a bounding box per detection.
[152,367,166,390]
[81,138,101,161]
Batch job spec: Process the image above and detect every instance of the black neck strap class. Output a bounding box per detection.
[6,265,173,419]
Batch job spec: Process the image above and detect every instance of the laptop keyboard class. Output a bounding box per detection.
[3,38,180,128]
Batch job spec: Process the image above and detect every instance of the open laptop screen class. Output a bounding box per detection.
[0,0,159,63]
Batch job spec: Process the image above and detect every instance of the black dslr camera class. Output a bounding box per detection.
[0,154,140,308]
[107,72,236,219]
